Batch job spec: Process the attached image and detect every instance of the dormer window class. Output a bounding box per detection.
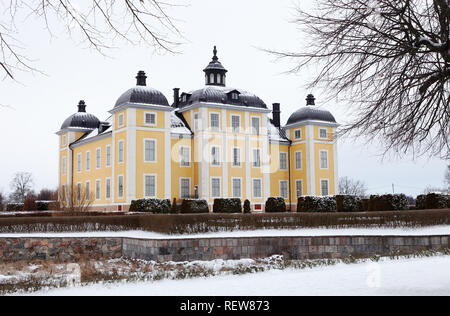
[182,94,187,102]
[231,92,239,100]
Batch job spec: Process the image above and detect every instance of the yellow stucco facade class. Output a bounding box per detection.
[57,50,339,212]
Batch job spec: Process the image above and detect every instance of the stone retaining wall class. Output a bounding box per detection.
[1,235,449,262]
[122,235,450,262]
[0,238,122,262]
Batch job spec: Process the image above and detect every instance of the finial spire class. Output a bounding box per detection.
[212,46,218,61]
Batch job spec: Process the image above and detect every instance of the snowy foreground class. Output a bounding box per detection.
[21,255,450,296]
[1,225,450,239]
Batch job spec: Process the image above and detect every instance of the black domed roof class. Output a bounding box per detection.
[61,101,100,130]
[179,86,267,109]
[286,95,337,125]
[114,71,169,108]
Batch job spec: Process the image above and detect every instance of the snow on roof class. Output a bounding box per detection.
[267,118,289,143]
[171,111,192,135]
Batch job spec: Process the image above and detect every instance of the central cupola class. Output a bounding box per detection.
[203,46,227,86]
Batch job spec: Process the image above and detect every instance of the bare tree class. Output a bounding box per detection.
[270,0,449,159]
[9,172,34,203]
[58,184,93,212]
[445,164,450,191]
[0,191,4,212]
[338,176,368,197]
[0,0,182,80]
[36,188,58,201]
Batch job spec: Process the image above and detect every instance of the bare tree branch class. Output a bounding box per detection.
[268,0,449,159]
[0,0,183,80]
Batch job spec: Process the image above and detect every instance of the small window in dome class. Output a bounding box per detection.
[145,112,156,126]
[294,129,302,139]
[209,73,214,84]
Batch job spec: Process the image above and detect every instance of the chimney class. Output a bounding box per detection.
[173,88,180,108]
[306,94,315,106]
[77,100,86,112]
[272,103,281,129]
[136,71,147,86]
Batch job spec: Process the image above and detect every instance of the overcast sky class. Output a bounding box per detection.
[0,0,447,197]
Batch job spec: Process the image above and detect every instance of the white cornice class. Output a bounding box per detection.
[109,102,174,115]
[284,120,340,130]
[177,102,272,114]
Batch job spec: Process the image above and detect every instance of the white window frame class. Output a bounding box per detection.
[76,183,82,201]
[117,175,124,198]
[86,151,91,171]
[106,145,111,167]
[95,179,101,201]
[252,148,261,168]
[279,152,288,171]
[77,153,82,173]
[319,128,328,139]
[211,146,221,166]
[85,181,90,201]
[118,140,124,163]
[180,177,191,199]
[279,180,288,199]
[320,179,330,196]
[96,147,101,169]
[232,147,241,167]
[319,150,329,169]
[62,156,66,175]
[251,116,260,135]
[210,112,220,131]
[105,178,111,200]
[210,177,221,198]
[118,113,124,128]
[232,177,242,198]
[144,111,157,126]
[295,151,303,170]
[294,129,302,140]
[144,138,157,163]
[295,180,303,198]
[180,146,191,167]
[143,174,157,198]
[231,114,241,133]
[252,178,262,199]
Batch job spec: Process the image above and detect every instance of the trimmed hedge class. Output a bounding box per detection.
[336,195,364,213]
[265,197,287,213]
[243,200,251,214]
[6,204,23,212]
[180,199,209,214]
[129,199,171,214]
[368,194,409,212]
[2,209,450,234]
[297,196,337,213]
[36,201,50,211]
[416,193,450,210]
[213,199,242,213]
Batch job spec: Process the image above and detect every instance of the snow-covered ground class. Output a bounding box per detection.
[22,255,450,296]
[1,225,450,239]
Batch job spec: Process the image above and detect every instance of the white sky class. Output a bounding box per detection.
[0,0,447,197]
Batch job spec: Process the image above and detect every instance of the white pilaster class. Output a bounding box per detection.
[126,108,137,203]
[164,111,172,199]
[333,128,339,194]
[262,115,270,201]
[307,125,316,195]
[245,112,251,200]
[222,109,228,198]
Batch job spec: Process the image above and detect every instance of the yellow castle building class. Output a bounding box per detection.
[56,47,339,212]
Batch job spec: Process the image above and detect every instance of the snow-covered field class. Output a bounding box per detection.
[21,255,450,296]
[1,225,450,239]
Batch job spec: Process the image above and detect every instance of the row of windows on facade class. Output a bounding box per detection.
[61,176,330,204]
[61,144,329,175]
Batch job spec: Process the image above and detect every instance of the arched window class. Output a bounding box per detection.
[210,73,214,84]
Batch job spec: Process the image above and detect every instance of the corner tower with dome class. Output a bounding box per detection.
[56,47,339,212]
